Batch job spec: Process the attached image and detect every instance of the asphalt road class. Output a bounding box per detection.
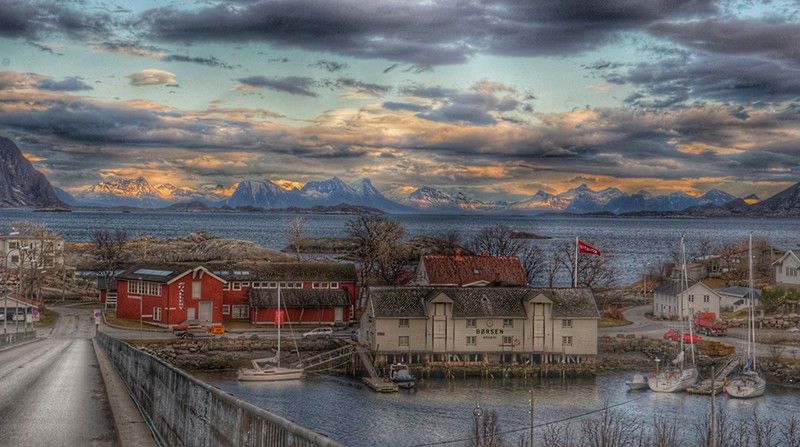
[0,307,117,446]
[601,304,789,359]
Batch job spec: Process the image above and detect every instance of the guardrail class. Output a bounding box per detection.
[0,330,36,348]
[95,331,344,447]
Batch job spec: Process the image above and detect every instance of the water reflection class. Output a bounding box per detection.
[195,370,798,446]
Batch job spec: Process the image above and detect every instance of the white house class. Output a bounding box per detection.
[773,250,800,289]
[653,280,722,319]
[715,286,762,312]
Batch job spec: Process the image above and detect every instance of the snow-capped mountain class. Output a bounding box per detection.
[75,177,168,207]
[508,191,570,212]
[225,180,294,208]
[402,186,496,212]
[697,189,737,206]
[564,184,626,213]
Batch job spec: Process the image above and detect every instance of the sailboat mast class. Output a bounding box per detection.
[749,233,756,369]
[679,236,686,369]
[277,283,281,368]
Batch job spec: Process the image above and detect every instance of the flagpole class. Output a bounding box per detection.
[574,236,578,288]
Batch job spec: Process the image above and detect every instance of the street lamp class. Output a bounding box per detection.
[138,277,143,332]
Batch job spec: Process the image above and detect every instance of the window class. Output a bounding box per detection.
[232,282,242,291]
[268,282,277,288]
[8,242,18,250]
[398,318,409,328]
[466,336,477,346]
[562,319,573,328]
[127,280,162,296]
[192,281,201,299]
[241,282,250,287]
[222,282,230,291]
[232,305,249,319]
[280,282,287,288]
[153,307,162,321]
[703,295,710,303]
[251,282,261,289]
[330,282,338,288]
[502,336,513,345]
[222,305,231,315]
[10,255,19,265]
[313,282,329,289]
[562,336,573,346]
[398,336,409,347]
[466,319,477,328]
[503,319,513,328]
[688,294,694,303]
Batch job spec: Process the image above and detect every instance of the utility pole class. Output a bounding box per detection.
[529,390,535,447]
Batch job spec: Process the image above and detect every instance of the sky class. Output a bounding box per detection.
[0,0,799,201]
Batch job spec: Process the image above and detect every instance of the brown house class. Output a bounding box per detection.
[413,251,527,286]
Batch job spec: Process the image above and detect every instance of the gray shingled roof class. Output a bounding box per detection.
[215,262,357,282]
[368,287,599,319]
[249,288,350,308]
[528,288,600,319]
[116,265,191,283]
[716,286,762,299]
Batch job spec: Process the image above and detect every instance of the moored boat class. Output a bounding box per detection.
[626,373,649,391]
[390,363,416,389]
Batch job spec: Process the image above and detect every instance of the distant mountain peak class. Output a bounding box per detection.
[0,136,64,208]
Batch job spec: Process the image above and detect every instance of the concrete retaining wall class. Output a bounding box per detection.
[96,331,343,447]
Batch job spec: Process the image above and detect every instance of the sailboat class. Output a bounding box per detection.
[649,236,699,393]
[724,234,766,399]
[238,284,304,382]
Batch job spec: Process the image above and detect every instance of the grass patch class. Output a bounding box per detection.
[104,311,163,330]
[35,306,58,328]
[223,320,263,330]
[599,318,633,328]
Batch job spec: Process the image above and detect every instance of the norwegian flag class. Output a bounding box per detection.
[578,240,601,256]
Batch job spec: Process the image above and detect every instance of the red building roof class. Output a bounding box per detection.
[420,252,527,286]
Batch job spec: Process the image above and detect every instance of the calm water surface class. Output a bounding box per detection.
[195,371,800,446]
[1,210,799,283]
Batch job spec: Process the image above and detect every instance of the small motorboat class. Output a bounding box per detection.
[626,373,649,391]
[390,363,416,389]
[237,358,303,382]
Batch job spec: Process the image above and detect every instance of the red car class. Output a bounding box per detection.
[663,330,701,344]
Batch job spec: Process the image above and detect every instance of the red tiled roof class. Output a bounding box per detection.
[421,254,527,286]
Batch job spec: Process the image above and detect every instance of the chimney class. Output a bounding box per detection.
[454,248,463,261]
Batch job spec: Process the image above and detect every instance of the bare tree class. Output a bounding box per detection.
[546,251,563,288]
[470,224,524,257]
[555,240,615,289]
[520,244,545,285]
[438,229,462,248]
[285,217,308,260]
[470,408,504,447]
[91,229,129,302]
[345,215,406,308]
[6,221,59,300]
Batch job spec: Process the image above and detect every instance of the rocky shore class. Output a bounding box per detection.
[133,336,340,370]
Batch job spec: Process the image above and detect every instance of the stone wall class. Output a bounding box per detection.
[96,331,343,447]
[727,313,800,330]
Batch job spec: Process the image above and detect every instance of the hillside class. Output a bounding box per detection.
[0,136,65,208]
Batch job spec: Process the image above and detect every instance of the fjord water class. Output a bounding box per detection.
[195,371,799,446]
[2,209,799,283]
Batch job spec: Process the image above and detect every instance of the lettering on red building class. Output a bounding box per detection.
[178,282,185,310]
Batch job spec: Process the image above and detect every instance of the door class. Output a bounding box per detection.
[187,307,196,321]
[199,301,213,323]
[334,307,343,323]
[432,303,447,352]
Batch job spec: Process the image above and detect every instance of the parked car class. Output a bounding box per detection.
[302,327,333,339]
[694,312,728,336]
[663,329,702,344]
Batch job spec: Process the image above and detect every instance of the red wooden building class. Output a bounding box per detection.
[112,262,358,327]
[215,262,358,325]
[115,266,226,326]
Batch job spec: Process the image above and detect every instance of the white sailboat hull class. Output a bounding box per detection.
[648,368,698,393]
[724,371,766,399]
[237,367,304,382]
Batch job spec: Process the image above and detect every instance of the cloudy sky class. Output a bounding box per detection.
[1,0,798,200]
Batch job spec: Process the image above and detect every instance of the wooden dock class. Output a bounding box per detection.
[362,377,399,393]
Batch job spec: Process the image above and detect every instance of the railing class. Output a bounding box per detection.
[0,329,36,348]
[95,331,344,447]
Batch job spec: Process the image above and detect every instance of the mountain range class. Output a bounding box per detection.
[1,136,798,217]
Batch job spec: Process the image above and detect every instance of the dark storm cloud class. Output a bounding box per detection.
[162,54,237,69]
[321,78,392,97]
[236,76,318,97]
[612,55,800,106]
[312,60,348,72]
[36,76,93,91]
[0,0,111,40]
[649,18,800,64]
[400,82,520,125]
[137,0,716,65]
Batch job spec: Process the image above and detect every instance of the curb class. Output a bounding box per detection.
[0,336,42,353]
[93,338,158,447]
[102,312,168,333]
